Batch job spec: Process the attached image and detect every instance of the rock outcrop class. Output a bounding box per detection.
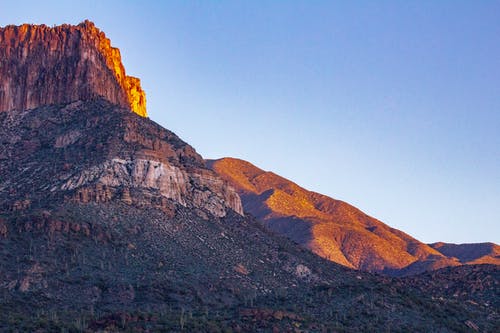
[0,99,242,217]
[0,20,147,117]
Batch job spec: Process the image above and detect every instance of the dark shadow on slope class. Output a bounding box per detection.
[263,216,314,246]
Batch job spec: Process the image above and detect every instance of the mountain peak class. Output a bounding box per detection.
[0,20,147,117]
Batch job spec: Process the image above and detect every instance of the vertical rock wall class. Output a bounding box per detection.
[0,20,147,117]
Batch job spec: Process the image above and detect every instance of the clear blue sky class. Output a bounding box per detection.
[2,1,499,244]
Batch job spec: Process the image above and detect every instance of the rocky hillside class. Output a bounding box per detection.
[1,100,495,332]
[208,158,495,276]
[0,99,242,218]
[2,198,497,331]
[0,21,146,117]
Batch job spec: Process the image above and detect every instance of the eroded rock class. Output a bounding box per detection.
[0,21,147,117]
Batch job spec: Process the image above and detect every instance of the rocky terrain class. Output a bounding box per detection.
[0,21,498,332]
[1,99,495,332]
[208,158,498,276]
[0,99,242,218]
[1,197,497,332]
[0,20,146,117]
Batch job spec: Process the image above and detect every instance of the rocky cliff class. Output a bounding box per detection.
[0,20,147,117]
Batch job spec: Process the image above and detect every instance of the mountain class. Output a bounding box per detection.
[0,20,146,117]
[0,21,240,217]
[0,21,498,332]
[208,158,496,276]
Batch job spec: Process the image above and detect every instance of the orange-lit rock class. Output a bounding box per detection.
[208,157,452,275]
[0,20,147,117]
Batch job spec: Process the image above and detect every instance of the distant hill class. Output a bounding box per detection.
[430,242,500,265]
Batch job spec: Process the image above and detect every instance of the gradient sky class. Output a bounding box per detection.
[2,1,499,244]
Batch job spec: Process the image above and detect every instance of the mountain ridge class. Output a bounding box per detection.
[430,242,500,265]
[208,157,498,275]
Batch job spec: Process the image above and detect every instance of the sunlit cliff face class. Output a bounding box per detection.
[0,20,147,117]
[126,76,147,117]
